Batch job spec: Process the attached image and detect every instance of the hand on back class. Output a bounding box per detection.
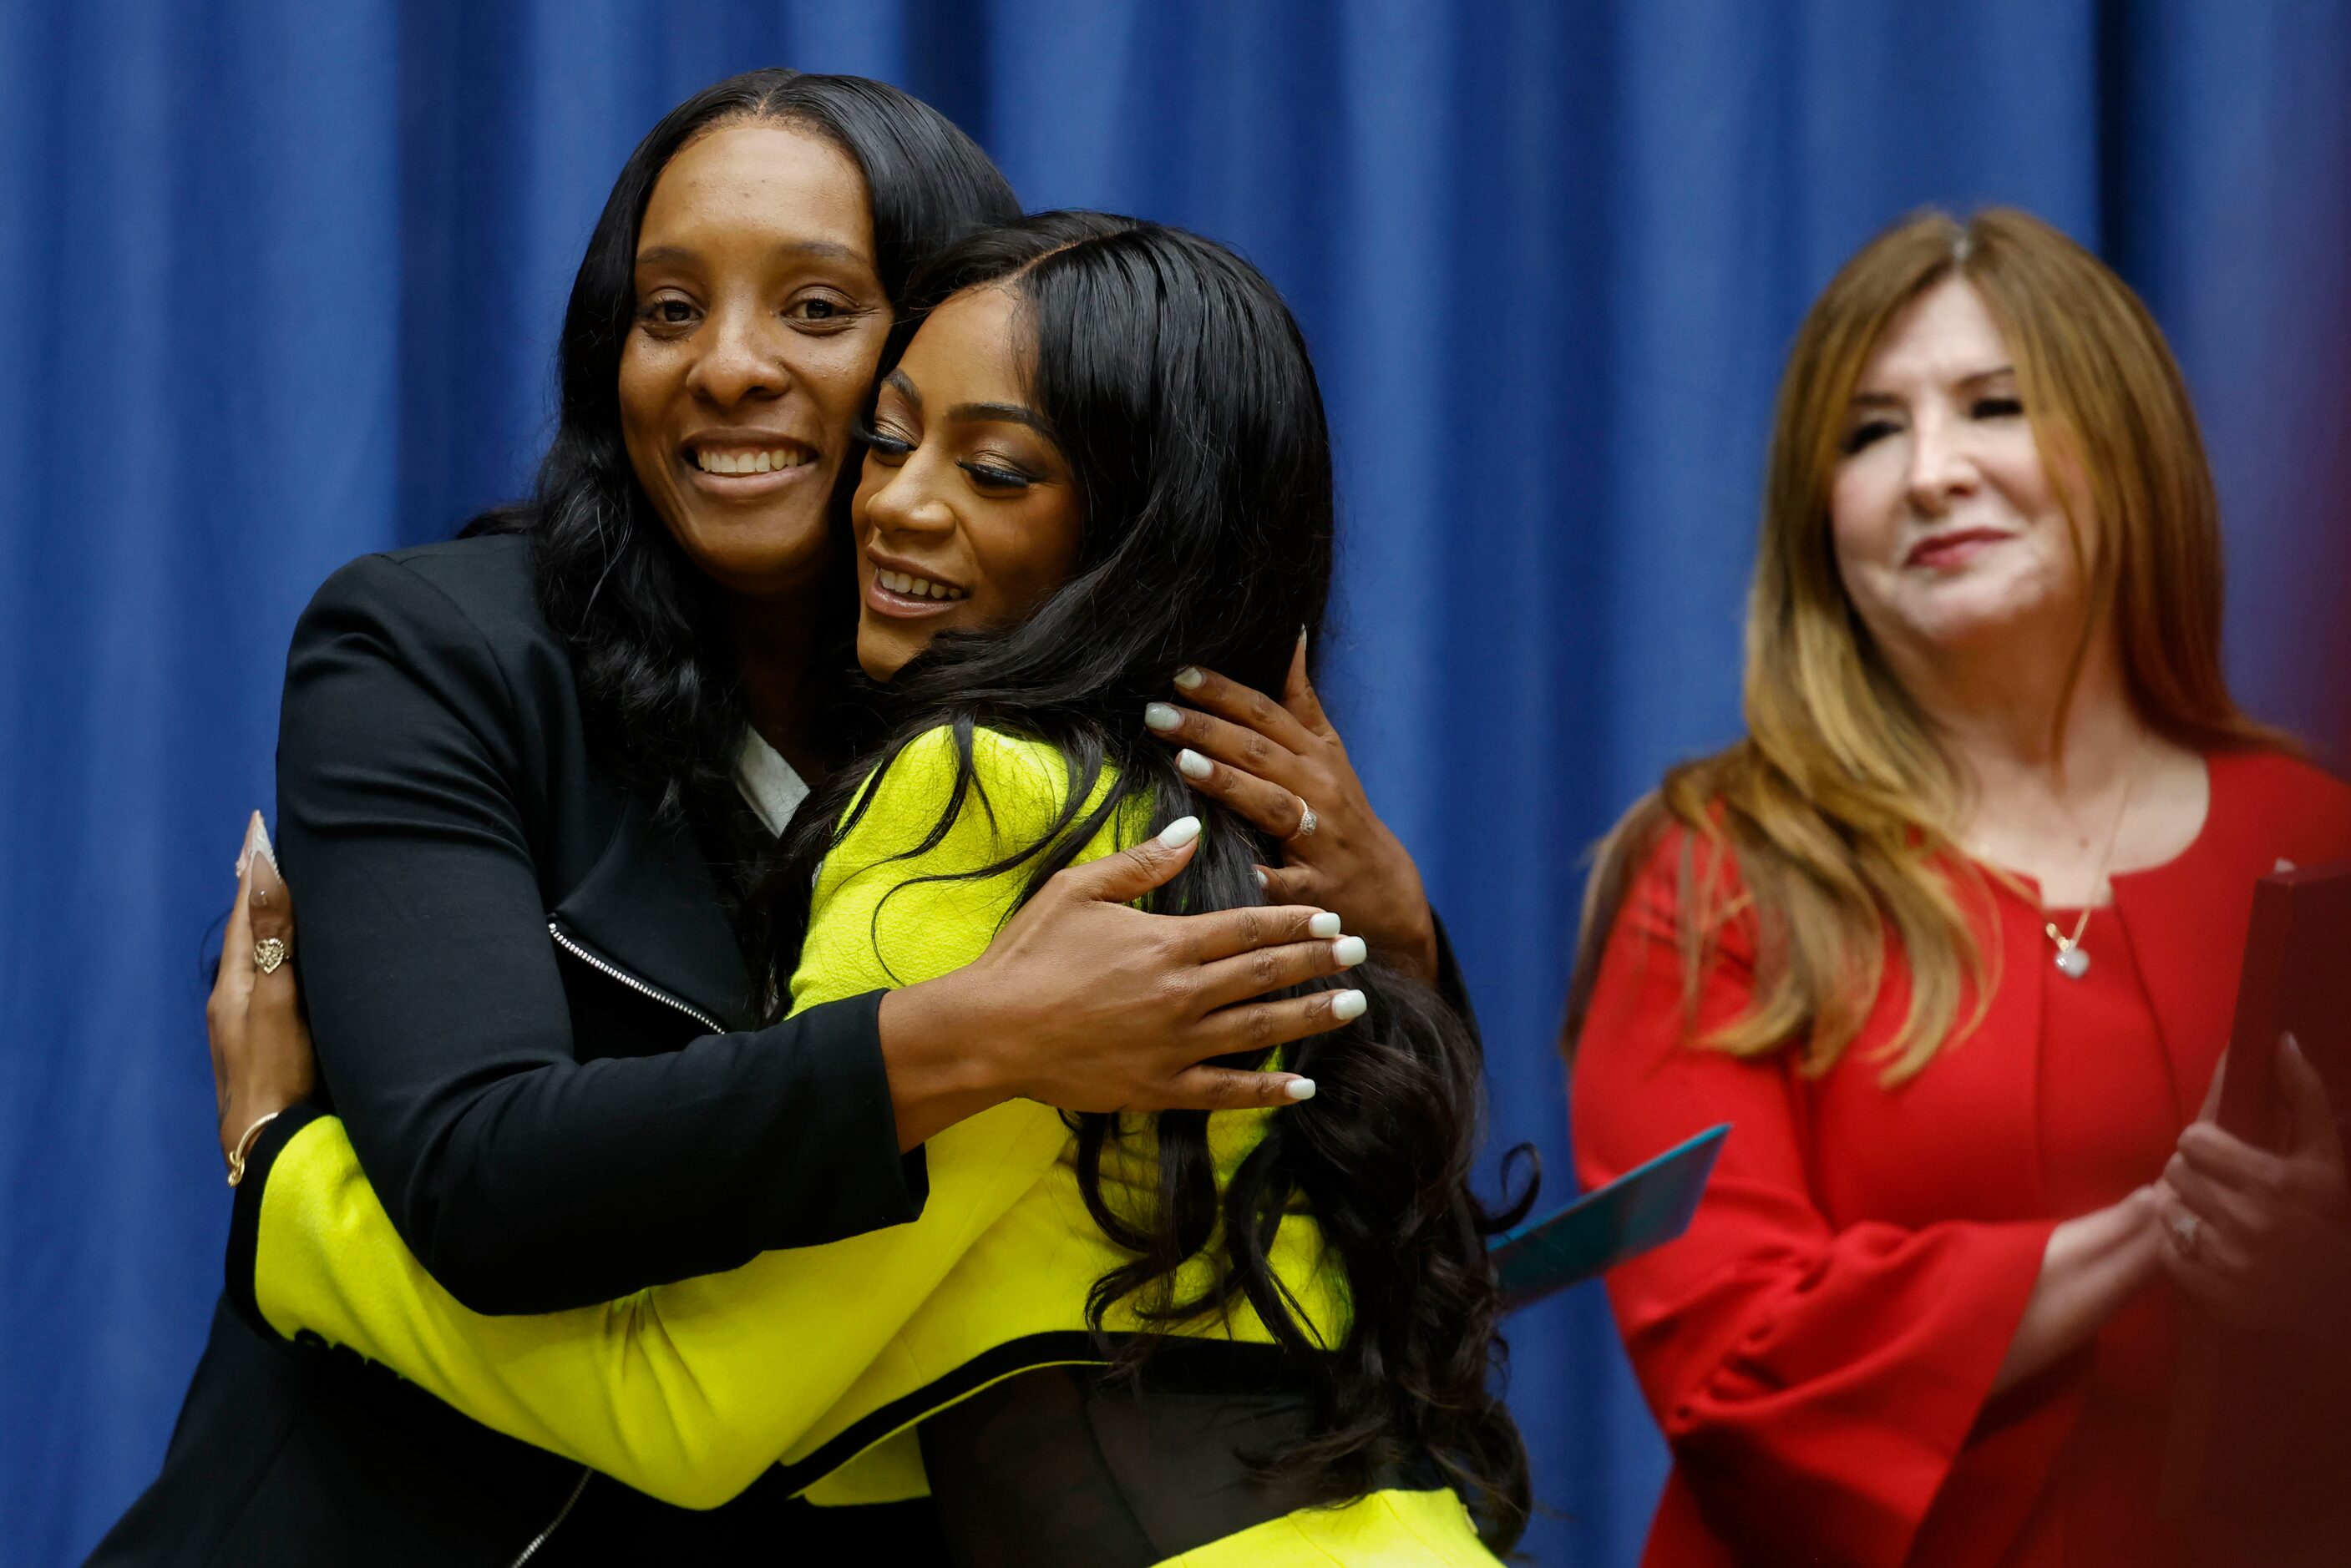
[886,814,1370,1132]
[1142,635,1441,985]
[208,813,317,1174]
[204,809,1372,1163]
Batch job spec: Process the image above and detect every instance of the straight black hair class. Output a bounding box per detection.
[467,68,1020,829]
[768,212,1534,1550]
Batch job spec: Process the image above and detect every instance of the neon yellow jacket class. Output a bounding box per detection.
[240,726,1351,1510]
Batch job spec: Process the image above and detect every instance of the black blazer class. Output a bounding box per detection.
[93,538,943,1566]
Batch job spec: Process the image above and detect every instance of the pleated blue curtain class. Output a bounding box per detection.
[5,3,2347,1562]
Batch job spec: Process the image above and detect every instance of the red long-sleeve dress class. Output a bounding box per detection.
[1570,749,2351,1567]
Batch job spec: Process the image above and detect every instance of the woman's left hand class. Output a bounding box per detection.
[2156,1034,2351,1348]
[210,812,317,1174]
[1144,637,1441,985]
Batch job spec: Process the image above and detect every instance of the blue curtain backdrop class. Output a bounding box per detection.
[6,3,2348,1563]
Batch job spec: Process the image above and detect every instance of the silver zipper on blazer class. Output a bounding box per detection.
[546,919,723,1033]
[505,1465,591,1568]
[512,925,711,1563]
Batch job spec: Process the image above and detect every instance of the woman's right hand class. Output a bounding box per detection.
[876,816,1369,1148]
[209,813,317,1172]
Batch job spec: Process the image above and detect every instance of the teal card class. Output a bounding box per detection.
[1490,1124,1729,1312]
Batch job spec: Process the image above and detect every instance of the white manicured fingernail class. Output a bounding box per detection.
[1156,815,1202,849]
[1177,748,1212,780]
[1253,867,1268,890]
[1308,911,1342,938]
[1144,702,1183,732]
[1173,666,1204,690]
[1332,936,1367,967]
[1284,1077,1318,1101]
[1332,989,1367,1021]
[252,818,277,873]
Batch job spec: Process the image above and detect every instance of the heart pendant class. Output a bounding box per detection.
[2054,946,2090,980]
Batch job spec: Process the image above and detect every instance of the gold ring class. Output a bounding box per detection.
[1290,800,1318,841]
[254,938,289,975]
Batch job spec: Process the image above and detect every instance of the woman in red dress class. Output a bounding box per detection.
[1567,208,2351,1567]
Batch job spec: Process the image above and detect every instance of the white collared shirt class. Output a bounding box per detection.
[733,726,810,840]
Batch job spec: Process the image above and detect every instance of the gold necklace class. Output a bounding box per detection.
[2042,754,2139,980]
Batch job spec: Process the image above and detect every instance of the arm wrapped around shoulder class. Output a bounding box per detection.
[234,722,1105,1508]
[274,547,915,1313]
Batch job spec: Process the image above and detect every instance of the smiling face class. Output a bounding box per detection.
[851,286,1085,680]
[1830,276,2095,668]
[618,122,891,604]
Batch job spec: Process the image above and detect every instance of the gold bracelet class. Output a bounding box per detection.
[225,1110,284,1187]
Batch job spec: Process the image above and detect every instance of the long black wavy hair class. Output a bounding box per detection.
[766,212,1534,1550]
[465,68,1019,825]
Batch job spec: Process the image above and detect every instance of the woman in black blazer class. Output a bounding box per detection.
[94,72,1412,1568]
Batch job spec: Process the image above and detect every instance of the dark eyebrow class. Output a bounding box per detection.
[946,401,1052,437]
[634,240,871,270]
[884,369,922,409]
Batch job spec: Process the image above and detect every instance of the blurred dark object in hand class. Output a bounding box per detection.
[2163,862,2351,1564]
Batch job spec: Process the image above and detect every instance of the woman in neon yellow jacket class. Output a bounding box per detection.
[215,212,1529,1565]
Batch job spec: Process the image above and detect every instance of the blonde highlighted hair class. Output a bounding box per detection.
[1566,207,2275,1082]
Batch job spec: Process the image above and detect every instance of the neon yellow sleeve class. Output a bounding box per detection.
[250,727,1126,1509]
